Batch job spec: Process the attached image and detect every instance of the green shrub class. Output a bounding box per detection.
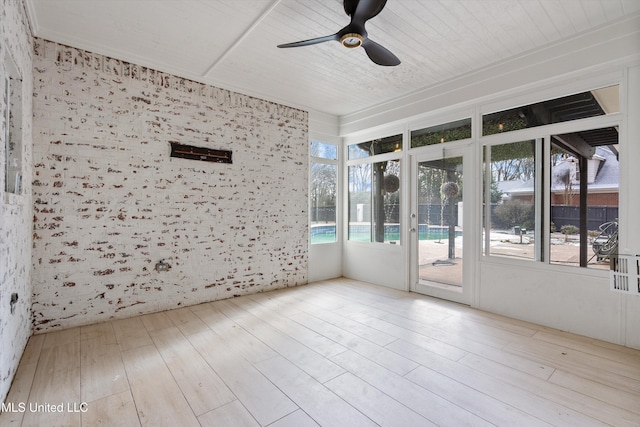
[493,200,534,230]
[560,224,579,235]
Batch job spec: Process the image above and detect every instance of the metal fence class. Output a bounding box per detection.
[551,205,618,231]
[321,204,617,231]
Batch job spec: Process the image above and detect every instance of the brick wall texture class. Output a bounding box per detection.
[31,38,309,333]
[1,0,34,403]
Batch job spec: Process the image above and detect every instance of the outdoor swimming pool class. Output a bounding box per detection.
[310,224,461,244]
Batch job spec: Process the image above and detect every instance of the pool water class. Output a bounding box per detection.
[311,225,460,244]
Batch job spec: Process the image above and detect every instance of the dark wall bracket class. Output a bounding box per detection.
[170,142,232,164]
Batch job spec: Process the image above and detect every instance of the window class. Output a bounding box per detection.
[310,141,338,244]
[482,86,619,136]
[411,118,471,149]
[549,129,619,269]
[482,85,620,269]
[3,51,23,195]
[483,140,539,260]
[348,135,402,244]
[348,134,402,160]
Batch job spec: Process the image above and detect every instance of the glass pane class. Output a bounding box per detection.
[549,128,619,269]
[486,140,536,259]
[349,163,372,241]
[483,85,619,136]
[310,140,337,160]
[348,134,402,160]
[348,160,401,244]
[310,162,337,244]
[411,118,471,148]
[4,52,23,194]
[418,156,463,287]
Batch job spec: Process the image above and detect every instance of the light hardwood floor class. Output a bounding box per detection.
[2,278,639,426]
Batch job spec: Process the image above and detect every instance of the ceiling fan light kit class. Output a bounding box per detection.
[277,0,400,66]
[341,33,363,48]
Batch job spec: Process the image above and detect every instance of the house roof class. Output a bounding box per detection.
[499,146,619,197]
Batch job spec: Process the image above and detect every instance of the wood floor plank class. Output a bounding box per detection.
[285,295,399,347]
[245,290,306,317]
[79,321,129,403]
[268,409,320,427]
[460,352,640,426]
[148,327,236,416]
[223,299,346,383]
[505,339,640,393]
[344,299,513,351]
[391,339,609,426]
[193,303,278,364]
[80,341,128,403]
[187,330,298,426]
[81,390,140,427]
[80,322,118,343]
[381,307,515,349]
[331,350,494,427]
[21,337,81,427]
[549,369,640,417]
[111,317,153,351]
[325,372,435,427]
[290,311,419,376]
[0,334,45,427]
[121,344,200,427]
[254,355,377,427]
[405,365,552,426]
[139,311,174,333]
[164,307,209,336]
[197,400,259,427]
[433,314,538,345]
[346,309,555,379]
[236,295,348,358]
[533,329,640,366]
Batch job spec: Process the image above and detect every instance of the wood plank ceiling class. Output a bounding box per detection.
[25,0,640,117]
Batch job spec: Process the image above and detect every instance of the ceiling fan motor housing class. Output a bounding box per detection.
[340,33,364,48]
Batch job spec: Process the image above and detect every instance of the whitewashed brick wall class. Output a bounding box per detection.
[31,39,308,332]
[0,0,34,403]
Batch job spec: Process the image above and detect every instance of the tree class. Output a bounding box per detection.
[310,162,336,222]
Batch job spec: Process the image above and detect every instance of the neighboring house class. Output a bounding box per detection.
[498,146,619,206]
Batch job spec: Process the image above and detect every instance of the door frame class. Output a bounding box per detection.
[409,142,476,305]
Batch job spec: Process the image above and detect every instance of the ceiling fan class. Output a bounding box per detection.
[277,0,400,66]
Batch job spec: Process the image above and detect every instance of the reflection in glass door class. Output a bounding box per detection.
[413,155,465,294]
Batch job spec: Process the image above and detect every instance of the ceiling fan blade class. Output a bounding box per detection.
[361,38,400,66]
[277,33,339,48]
[352,0,387,23]
[343,0,359,17]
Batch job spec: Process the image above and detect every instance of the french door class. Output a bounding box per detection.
[410,145,473,305]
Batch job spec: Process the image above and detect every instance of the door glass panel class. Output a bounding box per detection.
[417,156,463,288]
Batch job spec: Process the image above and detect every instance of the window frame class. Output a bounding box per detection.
[346,137,403,245]
[3,50,23,198]
[480,111,622,271]
[309,139,340,245]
